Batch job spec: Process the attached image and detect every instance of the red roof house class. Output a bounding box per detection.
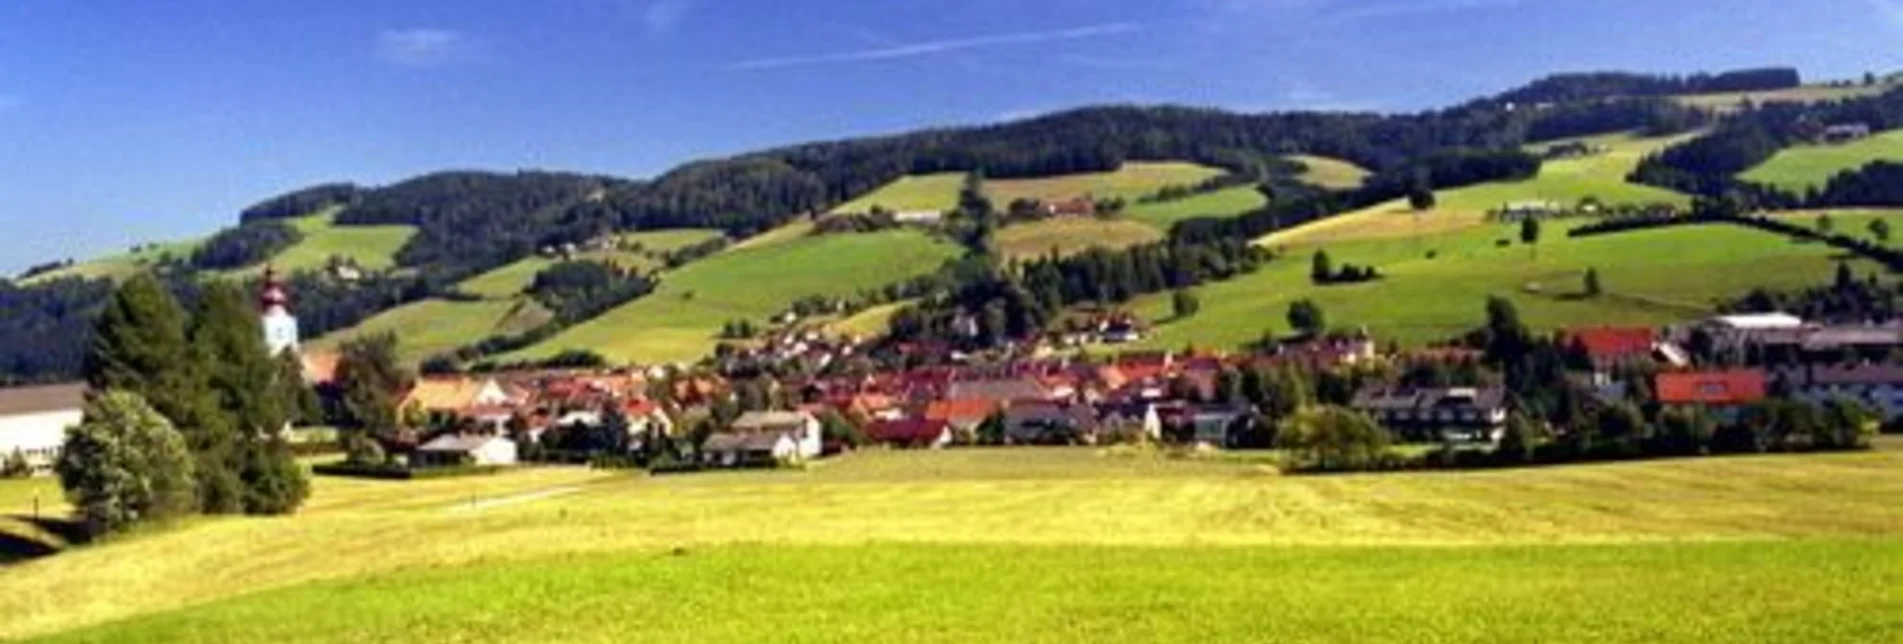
[1656,370,1767,406]
[1564,326,1656,366]
[865,418,953,448]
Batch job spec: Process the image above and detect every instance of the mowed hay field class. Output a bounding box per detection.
[511,228,960,365]
[1261,131,1693,247]
[1287,154,1371,190]
[1672,81,1900,113]
[995,217,1164,260]
[9,446,1903,641]
[1741,129,1903,192]
[986,162,1225,205]
[1124,185,1268,230]
[829,173,964,214]
[1143,218,1885,351]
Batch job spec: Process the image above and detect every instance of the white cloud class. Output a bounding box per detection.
[644,0,695,33]
[375,28,470,68]
[728,23,1141,71]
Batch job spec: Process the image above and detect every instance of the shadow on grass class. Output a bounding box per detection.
[0,514,85,564]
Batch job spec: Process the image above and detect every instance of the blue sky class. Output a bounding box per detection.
[2,0,1900,273]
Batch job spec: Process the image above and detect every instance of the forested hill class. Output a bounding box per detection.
[3,64,1883,385]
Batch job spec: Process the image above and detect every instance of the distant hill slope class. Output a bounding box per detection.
[1741,129,1903,192]
[19,237,202,285]
[986,162,1223,205]
[1260,131,1692,247]
[456,229,722,299]
[308,298,552,364]
[828,173,963,214]
[507,228,960,365]
[1124,186,1267,230]
[995,218,1165,261]
[224,208,416,278]
[1673,81,1901,113]
[1144,217,1890,351]
[1286,155,1371,191]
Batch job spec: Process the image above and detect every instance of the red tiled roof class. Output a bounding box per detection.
[1657,370,1767,406]
[924,399,996,423]
[866,418,950,444]
[1565,327,1655,360]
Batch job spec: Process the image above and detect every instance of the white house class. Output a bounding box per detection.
[729,410,823,460]
[0,384,86,474]
[414,433,519,467]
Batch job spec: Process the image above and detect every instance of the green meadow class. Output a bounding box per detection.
[308,298,552,363]
[1144,216,1894,351]
[1124,185,1268,230]
[19,237,203,285]
[225,209,416,278]
[986,162,1225,205]
[457,229,724,299]
[1672,81,1900,113]
[1262,131,1692,247]
[1742,129,1903,192]
[7,445,1903,641]
[510,228,960,365]
[829,173,965,214]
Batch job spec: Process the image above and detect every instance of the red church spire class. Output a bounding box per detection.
[261,265,289,311]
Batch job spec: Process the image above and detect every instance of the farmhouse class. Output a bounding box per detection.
[0,383,85,474]
[865,418,953,448]
[413,433,519,467]
[1656,370,1767,408]
[728,410,822,460]
[1496,200,1562,221]
[892,210,943,224]
[1351,387,1509,443]
[1822,123,1872,144]
[401,377,513,426]
[700,431,799,467]
[1001,401,1100,444]
[1772,364,1903,421]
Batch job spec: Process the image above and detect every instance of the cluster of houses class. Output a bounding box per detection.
[9,300,1903,475]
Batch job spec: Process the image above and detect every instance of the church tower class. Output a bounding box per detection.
[260,267,301,356]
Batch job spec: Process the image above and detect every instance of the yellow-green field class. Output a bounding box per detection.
[987,162,1225,205]
[510,228,960,365]
[309,298,552,363]
[1673,81,1900,112]
[1124,186,1269,230]
[7,445,1903,641]
[829,173,964,214]
[1741,129,1903,192]
[224,209,416,278]
[1286,154,1371,190]
[457,229,724,299]
[1262,131,1693,247]
[995,217,1165,260]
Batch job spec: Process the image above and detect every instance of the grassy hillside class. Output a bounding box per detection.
[995,217,1164,260]
[19,238,202,285]
[1262,131,1693,247]
[1673,81,1900,112]
[1741,129,1903,192]
[308,298,552,363]
[510,229,960,365]
[1148,218,1883,351]
[829,173,964,214]
[1287,154,1371,190]
[457,229,723,299]
[223,209,415,278]
[1124,186,1268,230]
[987,162,1225,205]
[8,445,1903,641]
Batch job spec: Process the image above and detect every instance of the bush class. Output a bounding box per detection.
[55,391,199,535]
[1274,406,1402,473]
